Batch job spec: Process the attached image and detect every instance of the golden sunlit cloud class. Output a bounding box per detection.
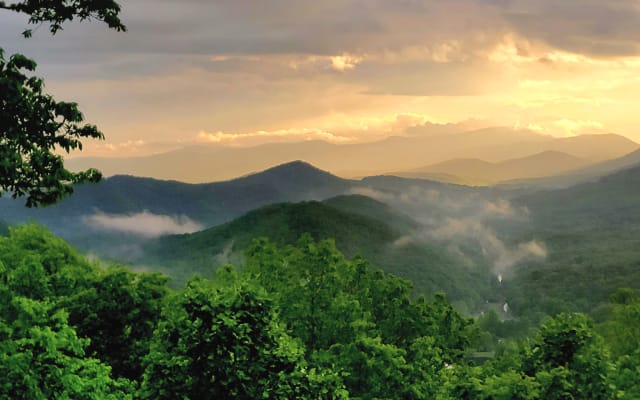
[6,0,640,159]
[310,112,438,135]
[553,119,604,137]
[195,128,355,147]
[329,54,363,71]
[193,112,461,148]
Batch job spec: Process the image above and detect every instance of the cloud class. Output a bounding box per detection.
[426,217,547,273]
[483,199,530,218]
[4,0,640,150]
[352,184,544,273]
[392,235,415,248]
[330,54,363,71]
[195,128,355,146]
[553,119,605,136]
[351,185,492,217]
[85,211,203,237]
[8,0,640,79]
[190,112,453,148]
[499,0,640,57]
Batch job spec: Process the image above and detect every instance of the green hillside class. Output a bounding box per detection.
[504,165,640,318]
[146,200,397,267]
[143,196,492,308]
[323,194,420,233]
[518,164,640,232]
[0,161,499,268]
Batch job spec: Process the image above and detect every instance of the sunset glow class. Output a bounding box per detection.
[2,0,640,157]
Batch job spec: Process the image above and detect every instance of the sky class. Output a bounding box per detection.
[2,0,640,157]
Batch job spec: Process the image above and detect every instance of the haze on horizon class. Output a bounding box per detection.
[3,0,640,159]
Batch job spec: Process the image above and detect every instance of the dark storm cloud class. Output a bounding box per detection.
[4,0,640,55]
[3,0,640,81]
[1,0,640,103]
[112,0,640,57]
[499,0,640,57]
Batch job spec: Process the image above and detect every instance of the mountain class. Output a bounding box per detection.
[1,161,506,271]
[397,151,589,184]
[590,148,640,174]
[499,148,640,190]
[544,134,638,161]
[0,161,353,227]
[66,128,638,183]
[0,159,504,243]
[144,198,399,269]
[141,196,492,307]
[501,164,640,318]
[517,164,640,231]
[323,195,420,234]
[0,161,509,310]
[0,161,359,259]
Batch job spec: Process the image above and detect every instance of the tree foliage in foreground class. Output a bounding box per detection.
[0,0,125,37]
[0,225,132,399]
[0,224,637,398]
[0,50,104,206]
[0,0,124,206]
[140,274,346,399]
[243,235,477,399]
[0,293,133,399]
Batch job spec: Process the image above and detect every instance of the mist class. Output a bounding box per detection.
[84,210,204,238]
[353,185,546,275]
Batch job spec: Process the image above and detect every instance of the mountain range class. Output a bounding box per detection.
[500,148,640,189]
[395,151,589,185]
[66,127,638,183]
[3,157,640,318]
[0,161,353,227]
[140,195,492,308]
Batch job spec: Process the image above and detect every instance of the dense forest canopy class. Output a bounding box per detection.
[2,1,640,399]
[1,224,639,399]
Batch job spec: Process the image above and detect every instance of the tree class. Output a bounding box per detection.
[598,289,640,399]
[141,275,347,399]
[319,336,410,400]
[0,0,125,37]
[523,313,612,400]
[0,268,132,399]
[0,223,95,299]
[63,267,170,382]
[244,236,479,399]
[0,0,125,206]
[245,235,369,353]
[0,295,132,399]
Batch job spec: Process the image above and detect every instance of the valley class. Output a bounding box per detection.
[3,152,640,397]
[4,1,640,396]
[3,153,640,326]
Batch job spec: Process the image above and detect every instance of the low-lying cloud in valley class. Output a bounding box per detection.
[353,185,545,275]
[85,211,203,238]
[427,217,546,273]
